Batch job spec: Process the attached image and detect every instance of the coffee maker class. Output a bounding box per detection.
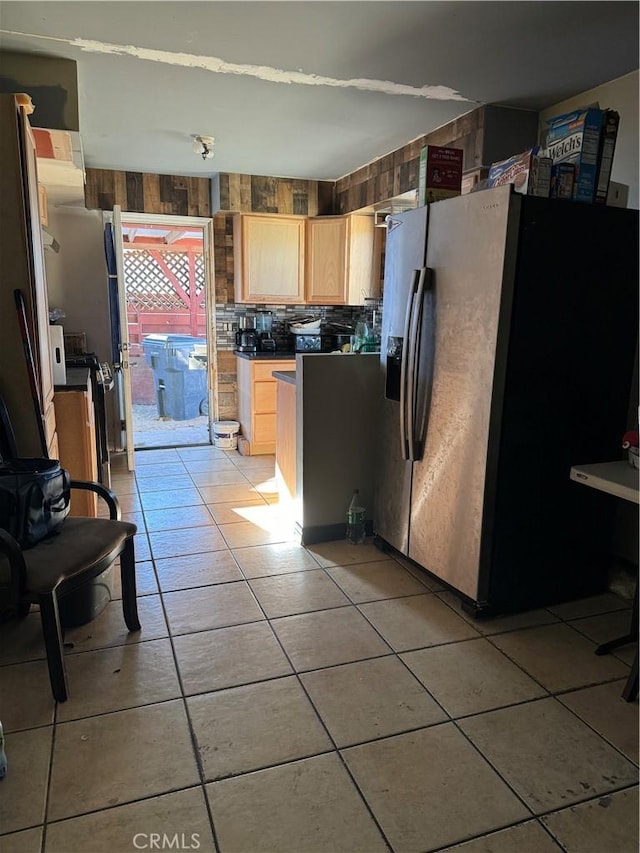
[235,316,259,353]
[255,310,276,353]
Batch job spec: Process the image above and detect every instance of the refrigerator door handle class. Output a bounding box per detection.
[406,267,428,461]
[399,269,420,460]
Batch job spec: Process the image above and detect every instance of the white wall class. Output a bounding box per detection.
[539,70,639,210]
[44,205,112,360]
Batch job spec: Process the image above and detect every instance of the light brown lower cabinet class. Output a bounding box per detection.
[54,384,98,517]
[275,376,297,501]
[236,358,296,455]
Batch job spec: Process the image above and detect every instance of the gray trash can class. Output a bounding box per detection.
[142,334,207,420]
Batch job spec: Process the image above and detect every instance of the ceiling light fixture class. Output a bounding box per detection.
[192,135,215,161]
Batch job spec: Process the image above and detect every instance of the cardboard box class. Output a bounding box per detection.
[487,148,552,197]
[607,181,629,208]
[543,107,604,203]
[418,145,463,206]
[550,163,575,200]
[594,110,620,205]
[461,167,489,195]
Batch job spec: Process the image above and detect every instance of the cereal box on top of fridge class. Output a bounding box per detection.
[487,147,552,197]
[418,145,463,206]
[543,107,604,203]
[550,163,575,200]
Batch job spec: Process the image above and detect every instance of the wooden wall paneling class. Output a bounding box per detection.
[159,174,182,215]
[305,181,318,216]
[113,170,127,208]
[316,181,335,216]
[125,171,144,211]
[86,168,210,215]
[214,173,334,215]
[238,175,251,211]
[188,176,208,216]
[213,212,235,303]
[276,179,293,214]
[250,176,276,213]
[217,174,229,210]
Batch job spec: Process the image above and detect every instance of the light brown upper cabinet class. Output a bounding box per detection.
[306,214,379,305]
[234,213,306,304]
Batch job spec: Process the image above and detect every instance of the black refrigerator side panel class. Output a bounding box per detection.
[489,198,638,612]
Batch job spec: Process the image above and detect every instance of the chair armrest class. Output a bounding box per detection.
[0,528,27,612]
[70,480,122,520]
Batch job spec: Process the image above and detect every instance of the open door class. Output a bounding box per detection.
[105,210,217,455]
[112,204,136,472]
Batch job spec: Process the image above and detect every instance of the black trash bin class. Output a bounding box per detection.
[142,334,207,420]
[58,565,114,628]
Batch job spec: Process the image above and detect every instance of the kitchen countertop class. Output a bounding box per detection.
[235,350,297,360]
[55,367,91,391]
[272,370,296,385]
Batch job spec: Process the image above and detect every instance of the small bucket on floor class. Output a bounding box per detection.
[212,420,240,449]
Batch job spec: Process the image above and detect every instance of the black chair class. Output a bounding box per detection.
[0,398,140,702]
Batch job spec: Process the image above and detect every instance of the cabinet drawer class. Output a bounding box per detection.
[253,360,296,382]
[253,362,280,382]
[254,381,277,413]
[254,413,276,444]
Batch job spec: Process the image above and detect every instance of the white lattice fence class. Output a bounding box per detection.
[123,249,205,311]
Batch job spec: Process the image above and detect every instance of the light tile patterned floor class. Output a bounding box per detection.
[0,446,637,853]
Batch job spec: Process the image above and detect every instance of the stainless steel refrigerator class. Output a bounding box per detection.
[375,185,638,615]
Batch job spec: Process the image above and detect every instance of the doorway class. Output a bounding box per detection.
[111,210,217,459]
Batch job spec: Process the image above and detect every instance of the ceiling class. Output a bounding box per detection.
[1,2,638,186]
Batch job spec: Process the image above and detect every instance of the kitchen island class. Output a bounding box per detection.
[273,370,297,503]
[273,353,380,544]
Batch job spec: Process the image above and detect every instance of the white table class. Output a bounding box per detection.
[570,461,639,504]
[570,459,638,701]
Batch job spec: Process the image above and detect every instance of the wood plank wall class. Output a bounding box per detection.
[85,169,211,217]
[218,173,334,215]
[213,213,236,303]
[335,107,485,214]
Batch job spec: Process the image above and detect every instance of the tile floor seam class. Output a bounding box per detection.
[40,696,59,853]
[40,784,206,831]
[451,695,639,819]
[257,605,397,852]
[563,613,635,645]
[146,569,223,853]
[432,586,561,636]
[421,815,548,853]
[481,627,598,697]
[206,570,396,848]
[201,745,340,786]
[528,780,640,822]
[446,714,539,823]
[553,694,640,770]
[0,823,46,840]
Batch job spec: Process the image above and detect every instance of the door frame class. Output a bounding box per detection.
[105,209,217,469]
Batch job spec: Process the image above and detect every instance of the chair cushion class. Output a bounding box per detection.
[24,517,137,595]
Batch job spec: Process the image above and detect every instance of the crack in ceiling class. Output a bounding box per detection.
[1,28,474,102]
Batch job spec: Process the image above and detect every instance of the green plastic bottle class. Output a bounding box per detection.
[346,489,365,545]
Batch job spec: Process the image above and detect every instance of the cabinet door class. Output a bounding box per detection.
[0,97,56,457]
[19,110,55,443]
[54,389,98,517]
[306,217,347,304]
[235,215,305,304]
[345,214,378,305]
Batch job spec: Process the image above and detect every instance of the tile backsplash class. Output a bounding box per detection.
[216,301,382,351]
[215,300,383,421]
